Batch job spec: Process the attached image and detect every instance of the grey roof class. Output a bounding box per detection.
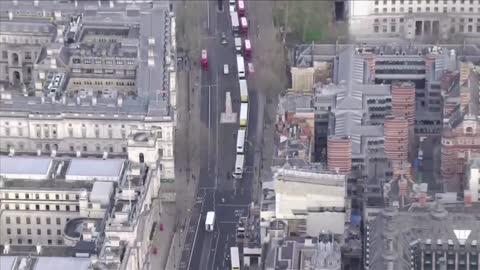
[0,2,173,118]
[0,156,53,180]
[367,204,480,270]
[65,158,125,181]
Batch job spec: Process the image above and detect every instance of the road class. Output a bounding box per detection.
[176,1,265,270]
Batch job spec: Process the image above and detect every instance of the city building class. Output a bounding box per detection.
[260,168,348,242]
[365,202,480,270]
[348,0,480,42]
[440,62,480,191]
[0,130,164,269]
[0,0,176,183]
[0,0,176,269]
[275,94,315,165]
[264,237,342,270]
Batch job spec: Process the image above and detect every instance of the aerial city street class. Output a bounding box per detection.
[1,0,480,270]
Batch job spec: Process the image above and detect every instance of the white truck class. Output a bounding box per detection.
[205,211,215,232]
[234,37,242,53]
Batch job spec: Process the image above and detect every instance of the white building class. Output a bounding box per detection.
[467,155,480,202]
[0,131,166,270]
[348,0,480,42]
[261,168,347,242]
[0,0,176,182]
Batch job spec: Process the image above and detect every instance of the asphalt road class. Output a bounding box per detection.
[177,1,263,270]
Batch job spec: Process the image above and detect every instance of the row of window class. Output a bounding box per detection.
[0,36,51,45]
[6,238,63,246]
[1,51,34,61]
[6,216,64,226]
[72,80,135,86]
[373,23,480,33]
[4,204,79,212]
[72,58,136,66]
[4,192,78,200]
[375,0,476,4]
[374,6,480,12]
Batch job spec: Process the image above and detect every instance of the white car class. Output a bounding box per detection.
[223,64,229,75]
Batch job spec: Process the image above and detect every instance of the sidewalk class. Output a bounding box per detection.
[149,203,176,270]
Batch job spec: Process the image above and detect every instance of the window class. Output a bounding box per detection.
[47,239,52,245]
[383,7,387,12]
[46,205,50,211]
[392,7,396,12]
[94,59,102,64]
[27,228,31,235]
[417,7,421,12]
[84,59,92,64]
[15,204,19,210]
[116,60,124,65]
[56,218,61,225]
[28,239,32,245]
[105,59,113,65]
[66,205,70,211]
[15,193,19,199]
[72,58,81,64]
[37,229,41,235]
[47,229,51,235]
[6,217,10,224]
[76,205,80,211]
[35,205,39,210]
[391,25,396,32]
[7,228,11,234]
[468,25,473,32]
[26,217,31,224]
[375,0,378,4]
[18,239,22,245]
[45,194,49,200]
[16,217,20,224]
[374,8,379,13]
[57,239,63,245]
[55,194,59,200]
[57,229,62,235]
[17,228,21,234]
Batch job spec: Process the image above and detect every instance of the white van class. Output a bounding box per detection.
[223,64,229,75]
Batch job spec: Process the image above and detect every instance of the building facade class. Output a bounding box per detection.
[348,0,480,42]
[0,0,176,182]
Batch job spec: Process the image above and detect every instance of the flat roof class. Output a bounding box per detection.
[0,256,15,270]
[65,159,125,181]
[36,257,91,270]
[0,156,52,180]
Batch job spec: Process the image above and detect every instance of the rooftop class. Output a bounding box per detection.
[65,158,125,182]
[367,203,480,270]
[0,155,127,190]
[0,156,53,180]
[0,1,174,118]
[0,256,91,270]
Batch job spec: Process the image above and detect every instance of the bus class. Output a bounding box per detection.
[236,54,245,79]
[239,79,248,103]
[230,12,239,33]
[237,0,245,16]
[236,129,246,154]
[230,246,241,270]
[233,155,245,180]
[201,49,208,70]
[239,103,248,127]
[244,39,252,58]
[240,17,248,34]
